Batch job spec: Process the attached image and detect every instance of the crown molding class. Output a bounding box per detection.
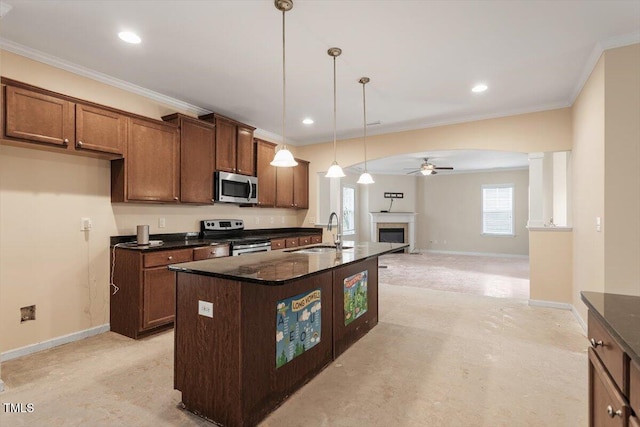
[0,37,211,117]
[569,31,640,105]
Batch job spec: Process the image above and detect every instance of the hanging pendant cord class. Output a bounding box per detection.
[281,9,286,150]
[333,55,337,162]
[363,81,367,171]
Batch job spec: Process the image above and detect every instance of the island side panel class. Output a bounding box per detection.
[332,257,379,359]
[240,271,334,426]
[175,273,243,427]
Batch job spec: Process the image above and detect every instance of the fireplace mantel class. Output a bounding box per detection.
[369,212,417,252]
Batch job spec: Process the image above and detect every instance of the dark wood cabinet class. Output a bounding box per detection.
[587,310,637,427]
[199,113,255,175]
[276,159,309,209]
[271,238,285,250]
[112,117,180,203]
[163,114,216,204]
[256,139,277,207]
[75,104,126,155]
[3,79,125,159]
[111,247,193,339]
[293,160,309,209]
[4,84,74,148]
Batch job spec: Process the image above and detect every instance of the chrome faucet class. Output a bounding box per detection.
[327,211,343,251]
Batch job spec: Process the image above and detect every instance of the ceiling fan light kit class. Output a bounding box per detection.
[407,157,454,176]
[270,0,298,168]
[325,47,345,178]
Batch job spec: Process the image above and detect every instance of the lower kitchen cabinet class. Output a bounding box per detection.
[111,247,193,339]
[589,348,630,427]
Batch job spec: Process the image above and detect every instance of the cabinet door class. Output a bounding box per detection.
[311,235,322,244]
[588,348,629,427]
[75,104,126,156]
[236,126,255,176]
[299,235,311,246]
[127,118,180,202]
[5,85,74,147]
[180,117,216,203]
[256,139,276,207]
[271,238,286,250]
[275,166,294,208]
[142,267,176,330]
[293,160,309,209]
[215,118,236,173]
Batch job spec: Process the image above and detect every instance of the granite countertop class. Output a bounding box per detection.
[168,241,407,285]
[581,291,640,365]
[113,238,228,251]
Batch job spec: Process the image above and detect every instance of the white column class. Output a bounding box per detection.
[528,152,545,228]
[553,151,570,226]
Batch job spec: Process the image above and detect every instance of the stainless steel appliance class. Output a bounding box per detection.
[214,171,258,204]
[200,219,271,256]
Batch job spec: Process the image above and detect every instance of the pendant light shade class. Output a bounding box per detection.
[270,0,298,168]
[325,47,345,178]
[357,76,374,185]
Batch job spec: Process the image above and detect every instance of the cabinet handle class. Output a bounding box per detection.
[174,197,179,201]
[77,140,83,147]
[168,256,173,260]
[606,405,622,418]
[63,138,69,145]
[211,199,215,203]
[590,338,603,348]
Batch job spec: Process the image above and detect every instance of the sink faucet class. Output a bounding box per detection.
[327,211,343,251]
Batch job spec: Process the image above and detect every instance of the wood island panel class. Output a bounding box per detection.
[632,360,640,414]
[332,257,379,358]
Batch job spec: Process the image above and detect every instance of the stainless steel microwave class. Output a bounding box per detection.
[214,171,258,204]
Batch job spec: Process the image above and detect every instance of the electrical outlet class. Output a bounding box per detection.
[80,217,92,231]
[159,218,166,228]
[269,217,275,225]
[308,216,316,224]
[21,305,36,322]
[198,300,213,318]
[281,216,285,224]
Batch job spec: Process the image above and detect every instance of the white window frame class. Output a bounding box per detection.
[481,183,515,236]
[342,184,356,236]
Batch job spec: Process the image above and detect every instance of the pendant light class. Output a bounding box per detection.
[270,0,298,168]
[325,47,346,178]
[357,77,374,185]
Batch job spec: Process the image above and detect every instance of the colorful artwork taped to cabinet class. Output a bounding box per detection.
[276,289,322,368]
[344,270,368,326]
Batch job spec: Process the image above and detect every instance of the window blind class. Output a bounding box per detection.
[482,185,514,235]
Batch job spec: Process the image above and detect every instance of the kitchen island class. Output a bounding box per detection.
[168,241,407,427]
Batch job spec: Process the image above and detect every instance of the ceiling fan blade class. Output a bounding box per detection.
[433,166,453,170]
[405,169,420,174]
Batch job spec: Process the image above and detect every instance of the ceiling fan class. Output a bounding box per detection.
[405,158,454,175]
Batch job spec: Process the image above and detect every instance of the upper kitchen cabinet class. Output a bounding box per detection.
[163,113,216,204]
[275,159,309,209]
[2,78,125,159]
[256,138,277,207]
[112,117,180,203]
[199,113,256,176]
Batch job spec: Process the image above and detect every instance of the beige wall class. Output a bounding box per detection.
[416,169,529,255]
[571,55,606,320]
[0,51,302,355]
[603,44,640,296]
[529,230,573,303]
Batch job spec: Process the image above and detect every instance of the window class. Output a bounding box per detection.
[482,184,514,235]
[342,185,355,235]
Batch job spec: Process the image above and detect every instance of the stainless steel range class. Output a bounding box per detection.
[200,219,271,256]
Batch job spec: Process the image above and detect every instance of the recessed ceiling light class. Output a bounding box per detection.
[118,31,141,44]
[302,118,314,125]
[472,84,488,93]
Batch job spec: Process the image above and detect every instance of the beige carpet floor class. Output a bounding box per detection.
[0,260,586,427]
[379,252,530,299]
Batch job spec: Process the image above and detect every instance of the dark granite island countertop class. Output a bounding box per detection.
[581,291,640,365]
[168,241,407,285]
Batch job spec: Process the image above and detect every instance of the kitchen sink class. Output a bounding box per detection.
[287,245,353,254]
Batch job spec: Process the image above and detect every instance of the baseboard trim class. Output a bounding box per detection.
[528,299,572,310]
[419,249,529,259]
[571,305,587,334]
[0,324,110,362]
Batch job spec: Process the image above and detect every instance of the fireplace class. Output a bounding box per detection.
[379,228,405,243]
[369,212,417,252]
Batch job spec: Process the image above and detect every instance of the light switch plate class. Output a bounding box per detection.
[198,300,213,318]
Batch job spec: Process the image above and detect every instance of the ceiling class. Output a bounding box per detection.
[1,1,638,173]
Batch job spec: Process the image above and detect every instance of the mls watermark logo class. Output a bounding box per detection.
[3,402,35,413]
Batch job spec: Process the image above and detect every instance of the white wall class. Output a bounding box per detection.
[416,169,530,255]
